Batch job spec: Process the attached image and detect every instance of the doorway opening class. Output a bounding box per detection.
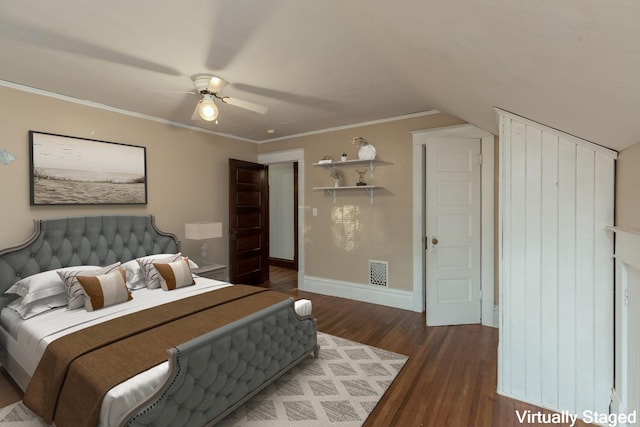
[258,149,306,286]
[268,162,298,271]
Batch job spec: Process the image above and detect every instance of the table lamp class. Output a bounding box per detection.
[185,221,223,266]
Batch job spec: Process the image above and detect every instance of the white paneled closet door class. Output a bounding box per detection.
[497,109,616,416]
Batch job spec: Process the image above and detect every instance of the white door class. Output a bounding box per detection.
[426,137,481,326]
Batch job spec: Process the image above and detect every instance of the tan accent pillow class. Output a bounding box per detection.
[58,262,121,310]
[153,258,195,291]
[137,253,182,289]
[76,269,132,311]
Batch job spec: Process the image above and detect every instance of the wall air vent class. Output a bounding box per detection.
[369,260,388,287]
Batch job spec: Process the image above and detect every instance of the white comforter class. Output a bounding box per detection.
[14,277,231,427]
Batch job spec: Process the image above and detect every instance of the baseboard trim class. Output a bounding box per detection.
[302,275,418,312]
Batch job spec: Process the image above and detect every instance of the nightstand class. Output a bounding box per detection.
[193,264,227,281]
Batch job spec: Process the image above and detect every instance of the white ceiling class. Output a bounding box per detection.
[1,0,638,150]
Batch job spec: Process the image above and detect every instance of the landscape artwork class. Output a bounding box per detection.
[29,131,147,205]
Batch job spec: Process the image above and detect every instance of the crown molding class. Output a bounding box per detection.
[0,79,256,143]
[258,110,442,143]
[1,79,441,145]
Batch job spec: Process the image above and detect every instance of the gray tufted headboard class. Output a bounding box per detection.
[0,215,179,308]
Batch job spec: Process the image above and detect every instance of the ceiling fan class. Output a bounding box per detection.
[191,74,268,122]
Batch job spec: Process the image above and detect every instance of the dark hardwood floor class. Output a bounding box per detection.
[1,266,588,426]
[263,267,588,426]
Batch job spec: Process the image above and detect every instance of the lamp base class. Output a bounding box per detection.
[199,242,210,267]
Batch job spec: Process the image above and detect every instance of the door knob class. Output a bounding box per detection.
[432,238,438,245]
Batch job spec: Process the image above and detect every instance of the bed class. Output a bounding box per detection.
[0,215,317,427]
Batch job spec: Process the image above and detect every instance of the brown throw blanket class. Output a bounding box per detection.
[23,285,290,427]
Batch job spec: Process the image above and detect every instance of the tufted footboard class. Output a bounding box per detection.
[120,298,318,427]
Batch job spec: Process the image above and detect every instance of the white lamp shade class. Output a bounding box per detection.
[185,222,223,240]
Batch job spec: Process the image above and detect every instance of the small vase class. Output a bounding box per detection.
[341,155,347,162]
[334,179,340,187]
[358,144,376,160]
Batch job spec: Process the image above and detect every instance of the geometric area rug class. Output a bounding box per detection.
[0,332,408,427]
[218,332,408,427]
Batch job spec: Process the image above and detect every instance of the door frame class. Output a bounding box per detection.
[258,148,305,285]
[411,124,496,327]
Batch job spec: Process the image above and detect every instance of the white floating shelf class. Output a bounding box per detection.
[313,158,382,177]
[313,185,381,204]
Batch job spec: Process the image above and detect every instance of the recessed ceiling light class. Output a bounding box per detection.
[267,129,276,134]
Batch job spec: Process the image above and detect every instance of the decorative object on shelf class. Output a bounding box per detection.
[185,221,223,266]
[313,157,386,204]
[341,153,348,161]
[329,168,344,187]
[351,136,376,160]
[0,149,16,165]
[318,155,333,164]
[355,168,368,186]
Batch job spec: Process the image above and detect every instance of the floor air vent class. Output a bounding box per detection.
[369,260,388,287]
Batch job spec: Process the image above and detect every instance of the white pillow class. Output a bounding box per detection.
[121,259,147,290]
[58,262,121,310]
[134,254,198,267]
[137,253,182,289]
[122,253,196,290]
[6,266,100,306]
[7,293,68,319]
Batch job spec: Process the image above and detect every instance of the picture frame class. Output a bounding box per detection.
[29,131,147,205]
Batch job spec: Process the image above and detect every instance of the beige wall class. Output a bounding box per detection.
[0,85,258,266]
[616,140,640,231]
[0,84,479,296]
[259,113,465,291]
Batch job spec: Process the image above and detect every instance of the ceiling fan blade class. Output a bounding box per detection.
[141,89,195,95]
[0,18,181,76]
[222,97,268,114]
[205,1,272,70]
[191,104,201,121]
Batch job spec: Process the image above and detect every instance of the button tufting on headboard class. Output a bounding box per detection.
[0,215,180,307]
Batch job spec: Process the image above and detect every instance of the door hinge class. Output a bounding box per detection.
[477,154,483,165]
[479,289,483,301]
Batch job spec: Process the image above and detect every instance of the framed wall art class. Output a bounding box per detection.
[29,131,147,205]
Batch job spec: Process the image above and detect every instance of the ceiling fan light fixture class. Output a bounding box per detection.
[207,76,228,93]
[197,95,219,121]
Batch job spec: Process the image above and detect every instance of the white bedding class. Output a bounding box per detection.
[4,276,232,427]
